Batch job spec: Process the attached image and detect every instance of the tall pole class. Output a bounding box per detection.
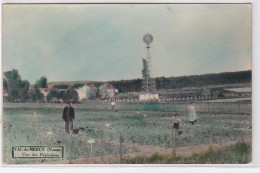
[142,33,156,95]
[146,43,150,94]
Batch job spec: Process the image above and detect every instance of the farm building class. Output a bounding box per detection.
[223,87,251,98]
[3,89,8,97]
[139,94,159,101]
[3,89,8,101]
[99,83,118,99]
[76,84,97,100]
[40,88,53,101]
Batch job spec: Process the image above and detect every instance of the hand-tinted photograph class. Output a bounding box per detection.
[2,4,252,164]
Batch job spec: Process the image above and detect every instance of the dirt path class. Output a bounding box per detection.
[71,137,250,164]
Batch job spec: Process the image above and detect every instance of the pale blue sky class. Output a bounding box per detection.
[3,4,251,83]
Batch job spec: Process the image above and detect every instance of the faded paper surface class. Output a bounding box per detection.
[2,4,252,164]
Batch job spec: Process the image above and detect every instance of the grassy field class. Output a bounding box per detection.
[3,102,252,164]
[121,142,251,164]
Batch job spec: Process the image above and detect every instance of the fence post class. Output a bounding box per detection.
[119,132,122,163]
[207,103,210,114]
[202,101,205,114]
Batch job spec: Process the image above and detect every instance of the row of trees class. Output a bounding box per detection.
[46,87,79,102]
[51,70,251,94]
[3,69,47,102]
[3,69,251,102]
[3,69,79,102]
[108,70,251,93]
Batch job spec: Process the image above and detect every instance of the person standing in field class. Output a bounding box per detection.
[172,113,182,136]
[110,100,116,111]
[62,102,75,133]
[187,102,198,125]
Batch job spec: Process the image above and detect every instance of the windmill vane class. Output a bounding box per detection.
[141,33,157,96]
[143,33,153,45]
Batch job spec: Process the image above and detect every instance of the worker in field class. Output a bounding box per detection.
[187,102,198,125]
[172,113,182,136]
[62,102,75,134]
[110,99,116,111]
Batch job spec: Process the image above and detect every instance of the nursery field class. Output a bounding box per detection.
[3,102,252,164]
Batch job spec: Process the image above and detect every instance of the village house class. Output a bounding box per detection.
[99,83,118,99]
[76,84,97,100]
[3,89,8,102]
[40,88,53,101]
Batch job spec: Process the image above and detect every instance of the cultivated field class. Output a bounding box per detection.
[3,101,252,164]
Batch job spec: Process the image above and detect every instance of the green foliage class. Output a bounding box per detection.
[104,143,112,153]
[143,103,160,111]
[106,71,251,93]
[47,90,59,101]
[86,89,96,100]
[18,80,30,101]
[73,83,85,89]
[46,71,251,94]
[4,69,20,80]
[3,102,251,164]
[29,87,43,102]
[28,78,46,102]
[65,87,79,102]
[37,76,48,88]
[100,86,108,99]
[57,90,66,100]
[3,78,8,90]
[53,84,69,89]
[122,142,251,164]
[3,69,30,102]
[142,58,149,79]
[148,152,163,163]
[109,79,142,93]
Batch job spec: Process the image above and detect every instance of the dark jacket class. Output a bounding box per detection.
[62,106,75,122]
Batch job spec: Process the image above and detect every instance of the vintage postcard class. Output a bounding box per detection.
[2,3,252,164]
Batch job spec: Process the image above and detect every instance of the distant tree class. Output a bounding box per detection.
[3,78,8,91]
[65,87,79,102]
[58,90,66,100]
[37,76,48,88]
[19,80,30,101]
[47,90,59,101]
[99,86,108,99]
[53,84,69,89]
[73,83,85,89]
[29,80,44,102]
[3,69,30,102]
[4,69,20,80]
[142,58,149,79]
[29,86,43,102]
[86,89,96,100]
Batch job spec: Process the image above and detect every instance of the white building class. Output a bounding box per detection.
[76,84,97,100]
[99,83,117,99]
[139,94,159,101]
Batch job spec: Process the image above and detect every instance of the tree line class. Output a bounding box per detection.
[52,70,251,93]
[99,70,251,93]
[3,69,79,102]
[3,69,251,102]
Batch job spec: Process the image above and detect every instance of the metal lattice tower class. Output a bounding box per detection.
[142,33,157,94]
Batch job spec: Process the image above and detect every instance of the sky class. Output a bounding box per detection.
[2,4,252,83]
